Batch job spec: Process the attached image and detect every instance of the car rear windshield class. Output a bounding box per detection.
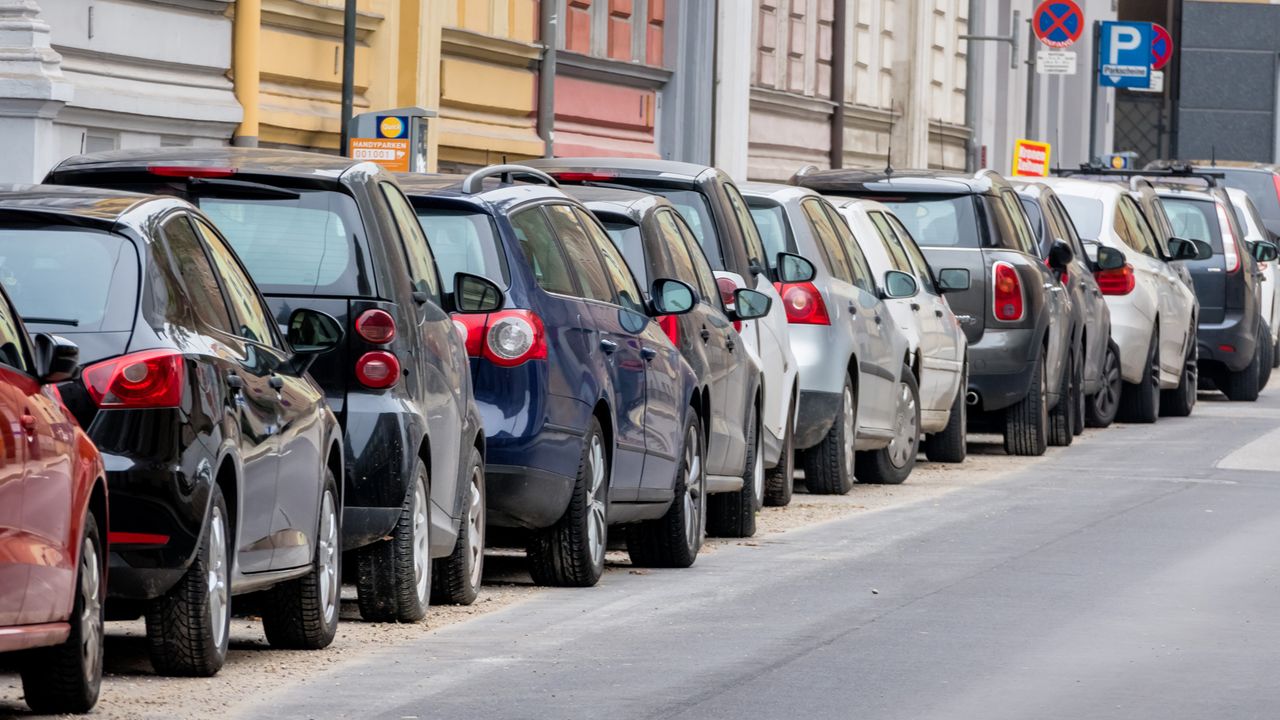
[747,203,797,261]
[876,195,981,248]
[1219,169,1280,225]
[601,220,649,286]
[1161,197,1224,251]
[415,209,509,291]
[1058,195,1105,240]
[0,226,138,333]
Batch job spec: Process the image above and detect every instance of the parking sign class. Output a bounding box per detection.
[1098,21,1152,89]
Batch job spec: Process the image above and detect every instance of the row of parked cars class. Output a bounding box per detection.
[1,145,1275,714]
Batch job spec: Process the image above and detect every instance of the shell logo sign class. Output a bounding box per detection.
[378,116,406,139]
[1011,139,1052,177]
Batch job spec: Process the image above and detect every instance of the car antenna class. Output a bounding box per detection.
[885,102,896,177]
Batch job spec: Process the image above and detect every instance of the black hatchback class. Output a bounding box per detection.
[48,149,504,620]
[0,185,345,676]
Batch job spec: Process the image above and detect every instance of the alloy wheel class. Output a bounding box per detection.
[887,381,919,468]
[841,385,855,472]
[586,434,607,568]
[467,466,486,591]
[412,476,430,605]
[682,426,705,551]
[207,506,229,650]
[1094,347,1121,419]
[752,422,765,507]
[318,490,339,625]
[80,535,103,685]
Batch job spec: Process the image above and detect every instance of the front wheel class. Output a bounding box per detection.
[707,403,760,537]
[1004,352,1048,456]
[355,461,431,623]
[801,375,857,495]
[627,413,706,567]
[1160,337,1198,418]
[763,392,795,507]
[1118,329,1160,423]
[432,447,486,605]
[1048,349,1077,447]
[856,365,921,485]
[21,513,105,714]
[263,472,341,650]
[527,419,608,587]
[1086,341,1122,428]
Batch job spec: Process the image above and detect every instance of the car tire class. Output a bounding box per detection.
[262,471,341,650]
[627,413,706,567]
[1259,322,1274,389]
[527,418,608,587]
[1161,338,1199,418]
[1086,341,1122,428]
[431,446,486,606]
[1004,351,1048,457]
[1118,329,1160,423]
[1071,349,1087,436]
[922,365,967,463]
[1221,334,1263,402]
[145,485,230,677]
[707,403,761,537]
[856,365,921,485]
[355,461,430,623]
[1049,350,1076,447]
[801,374,857,495]
[21,512,105,714]
[1273,335,1279,370]
[763,392,795,507]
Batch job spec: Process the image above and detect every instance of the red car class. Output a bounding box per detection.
[0,285,107,715]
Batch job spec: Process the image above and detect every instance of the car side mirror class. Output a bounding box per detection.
[1167,236,1209,262]
[730,288,772,321]
[1048,239,1074,270]
[287,308,345,357]
[936,268,970,293]
[1095,245,1127,271]
[451,272,505,313]
[776,252,816,283]
[33,333,78,384]
[1251,239,1279,263]
[650,278,696,316]
[881,270,919,299]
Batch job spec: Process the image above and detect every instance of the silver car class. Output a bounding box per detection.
[829,198,970,462]
[742,183,918,489]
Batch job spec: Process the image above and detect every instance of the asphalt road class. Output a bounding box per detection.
[237,388,1280,720]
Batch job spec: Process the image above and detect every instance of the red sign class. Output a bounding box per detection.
[1012,139,1052,177]
[1033,0,1084,49]
[1151,23,1173,71]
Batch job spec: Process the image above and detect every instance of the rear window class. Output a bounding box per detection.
[1219,169,1280,225]
[200,191,365,296]
[1162,197,1223,251]
[0,226,138,333]
[415,209,509,291]
[747,203,796,264]
[601,220,648,287]
[1058,195,1105,240]
[877,195,981,248]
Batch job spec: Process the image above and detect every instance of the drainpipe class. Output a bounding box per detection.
[963,0,980,170]
[232,0,261,147]
[339,0,357,155]
[829,0,846,169]
[538,0,557,157]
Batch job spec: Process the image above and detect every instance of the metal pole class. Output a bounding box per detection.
[829,0,846,168]
[1088,20,1100,163]
[1024,18,1035,140]
[964,0,981,171]
[339,0,357,156]
[538,0,557,157]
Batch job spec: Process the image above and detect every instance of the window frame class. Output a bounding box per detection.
[158,213,237,336]
[192,214,286,350]
[380,182,444,303]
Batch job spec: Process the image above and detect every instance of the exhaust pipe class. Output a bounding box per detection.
[966,391,979,406]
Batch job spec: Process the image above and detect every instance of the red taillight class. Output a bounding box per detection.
[1216,202,1241,273]
[992,262,1025,321]
[1219,344,1236,354]
[1096,263,1137,295]
[777,282,830,325]
[453,314,487,356]
[549,171,618,183]
[658,315,680,346]
[147,165,236,179]
[355,309,396,344]
[484,311,547,367]
[355,351,401,389]
[716,276,743,332]
[108,532,170,546]
[83,350,184,409]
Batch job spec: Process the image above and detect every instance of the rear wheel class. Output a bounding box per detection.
[355,462,430,622]
[263,472,340,649]
[627,414,706,567]
[1004,352,1048,456]
[856,366,920,485]
[1221,330,1263,402]
[432,447,486,605]
[1048,350,1077,447]
[1259,321,1274,388]
[762,392,795,507]
[1161,338,1199,418]
[707,404,761,538]
[21,513,104,714]
[1072,349,1087,436]
[801,375,856,495]
[1086,342,1122,428]
[527,419,608,587]
[1118,329,1160,423]
[922,365,967,463]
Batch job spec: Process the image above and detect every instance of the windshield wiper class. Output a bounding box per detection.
[24,317,79,326]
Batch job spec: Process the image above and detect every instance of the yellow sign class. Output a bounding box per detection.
[1011,139,1052,177]
[379,116,405,139]
[350,138,411,173]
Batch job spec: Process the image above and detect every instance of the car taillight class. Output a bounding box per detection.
[1216,202,1241,273]
[777,282,830,325]
[1096,263,1137,295]
[147,165,236,179]
[83,350,185,408]
[992,262,1025,321]
[658,315,680,346]
[482,310,547,367]
[549,171,618,183]
[717,276,742,332]
[355,309,396,343]
[355,351,400,389]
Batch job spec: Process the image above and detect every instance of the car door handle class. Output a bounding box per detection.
[726,336,736,351]
[600,339,618,354]
[910,302,921,311]
[700,327,712,342]
[848,302,858,313]
[19,413,35,436]
[268,375,285,391]
[641,346,657,361]
[874,315,883,325]
[935,309,944,318]
[226,372,244,391]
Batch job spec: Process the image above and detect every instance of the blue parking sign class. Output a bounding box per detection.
[1098,21,1152,88]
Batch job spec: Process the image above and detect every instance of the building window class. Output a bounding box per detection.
[560,0,664,67]
[83,133,118,154]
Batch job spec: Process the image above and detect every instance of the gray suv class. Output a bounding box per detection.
[796,169,1073,457]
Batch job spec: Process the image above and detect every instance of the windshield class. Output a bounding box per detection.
[416,209,509,291]
[601,221,648,287]
[877,195,981,248]
[748,203,796,263]
[1058,195,1105,240]
[1162,197,1224,251]
[0,226,138,334]
[645,189,724,269]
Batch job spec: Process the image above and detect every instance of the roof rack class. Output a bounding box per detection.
[461,164,559,195]
[1050,162,1224,189]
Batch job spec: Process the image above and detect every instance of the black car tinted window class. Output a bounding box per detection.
[510,207,576,296]
[576,208,645,314]
[416,209,509,291]
[195,218,282,348]
[1001,191,1039,255]
[381,183,442,302]
[657,209,706,298]
[646,188,724,270]
[724,183,769,269]
[880,195,981,248]
[160,215,235,333]
[675,214,721,307]
[0,226,139,341]
[545,205,613,304]
[602,219,649,288]
[1018,196,1050,255]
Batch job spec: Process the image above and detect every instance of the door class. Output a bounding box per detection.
[162,214,280,573]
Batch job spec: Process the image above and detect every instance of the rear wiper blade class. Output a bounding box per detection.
[187,177,302,200]
[24,317,79,326]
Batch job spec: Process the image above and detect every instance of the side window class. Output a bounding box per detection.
[724,183,769,268]
[544,205,614,303]
[0,295,29,373]
[161,215,235,333]
[656,210,707,298]
[1001,191,1039,255]
[380,183,442,301]
[576,208,645,313]
[843,237,878,294]
[1117,197,1158,257]
[801,199,854,283]
[868,212,914,273]
[884,214,937,294]
[675,215,721,306]
[1130,202,1164,258]
[194,218,279,347]
[1049,197,1086,258]
[509,207,576,296]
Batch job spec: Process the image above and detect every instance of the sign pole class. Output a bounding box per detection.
[1088,19,1099,163]
[1025,18,1036,140]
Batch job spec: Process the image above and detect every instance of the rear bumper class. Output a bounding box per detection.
[969,328,1038,412]
[485,465,577,529]
[1198,310,1257,372]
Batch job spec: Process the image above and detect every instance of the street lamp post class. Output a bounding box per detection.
[339,0,357,156]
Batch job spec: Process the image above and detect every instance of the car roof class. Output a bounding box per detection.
[825,195,894,215]
[1037,176,1129,202]
[51,147,370,183]
[524,156,714,181]
[1154,185,1217,202]
[559,185,667,224]
[739,181,818,204]
[796,167,1011,195]
[0,184,152,228]
[397,171,575,211]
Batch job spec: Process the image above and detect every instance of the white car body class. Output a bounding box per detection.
[1044,177,1198,389]
[1226,187,1280,347]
